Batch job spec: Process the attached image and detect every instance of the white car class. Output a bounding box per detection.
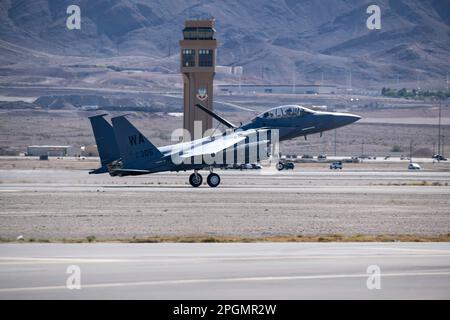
[408,163,421,170]
[330,161,343,170]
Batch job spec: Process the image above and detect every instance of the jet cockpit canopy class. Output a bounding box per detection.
[255,105,315,120]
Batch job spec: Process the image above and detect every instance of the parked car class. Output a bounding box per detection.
[330,161,343,170]
[318,154,327,161]
[433,154,447,161]
[408,162,421,170]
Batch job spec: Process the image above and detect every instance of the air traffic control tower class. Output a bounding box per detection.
[180,19,218,138]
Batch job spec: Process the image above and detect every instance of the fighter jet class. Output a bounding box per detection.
[88,104,360,187]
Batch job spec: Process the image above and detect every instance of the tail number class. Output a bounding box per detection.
[134,148,154,159]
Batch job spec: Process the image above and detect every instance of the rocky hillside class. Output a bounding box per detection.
[0,0,449,88]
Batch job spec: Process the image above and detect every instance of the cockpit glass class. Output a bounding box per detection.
[257,105,312,119]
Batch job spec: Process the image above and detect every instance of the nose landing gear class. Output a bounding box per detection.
[276,162,284,171]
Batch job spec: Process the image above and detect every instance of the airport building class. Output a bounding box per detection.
[180,19,218,137]
[81,145,99,157]
[26,145,78,157]
[217,84,336,95]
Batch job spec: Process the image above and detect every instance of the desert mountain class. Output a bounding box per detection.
[0,0,449,88]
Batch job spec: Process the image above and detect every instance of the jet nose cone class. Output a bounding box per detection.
[333,113,361,128]
[345,113,361,124]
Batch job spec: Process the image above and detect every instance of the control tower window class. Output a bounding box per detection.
[183,27,215,40]
[182,49,195,67]
[199,49,213,67]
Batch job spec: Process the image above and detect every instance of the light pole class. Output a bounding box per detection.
[361,140,365,158]
[409,140,413,163]
[334,129,337,157]
[438,100,442,156]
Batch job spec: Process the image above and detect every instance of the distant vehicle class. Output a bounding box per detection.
[408,163,421,170]
[330,161,343,170]
[301,154,313,159]
[224,163,261,170]
[345,157,360,163]
[433,154,447,161]
[384,156,390,160]
[318,154,327,161]
[277,162,295,171]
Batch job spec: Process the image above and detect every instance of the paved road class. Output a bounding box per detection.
[0,243,449,299]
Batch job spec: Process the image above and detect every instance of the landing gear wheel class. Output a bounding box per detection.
[207,173,221,187]
[276,162,284,171]
[189,173,203,187]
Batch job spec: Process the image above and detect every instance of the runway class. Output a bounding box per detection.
[0,243,449,299]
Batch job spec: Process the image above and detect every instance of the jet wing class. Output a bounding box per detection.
[178,133,247,159]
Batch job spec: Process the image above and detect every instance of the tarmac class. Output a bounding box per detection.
[0,242,449,299]
[1,164,450,239]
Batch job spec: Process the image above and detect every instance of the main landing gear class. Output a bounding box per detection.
[189,170,221,188]
[206,172,220,188]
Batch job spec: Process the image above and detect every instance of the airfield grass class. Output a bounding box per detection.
[1,234,450,243]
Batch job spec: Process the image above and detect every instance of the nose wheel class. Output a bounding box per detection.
[189,172,203,187]
[207,173,221,187]
[276,162,284,171]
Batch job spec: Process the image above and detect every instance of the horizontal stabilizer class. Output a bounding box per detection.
[109,169,152,177]
[89,167,108,174]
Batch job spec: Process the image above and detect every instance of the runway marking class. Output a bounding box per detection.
[1,271,450,293]
[365,247,450,254]
[1,253,450,265]
[0,257,129,265]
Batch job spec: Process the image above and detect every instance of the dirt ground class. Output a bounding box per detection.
[0,157,449,241]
